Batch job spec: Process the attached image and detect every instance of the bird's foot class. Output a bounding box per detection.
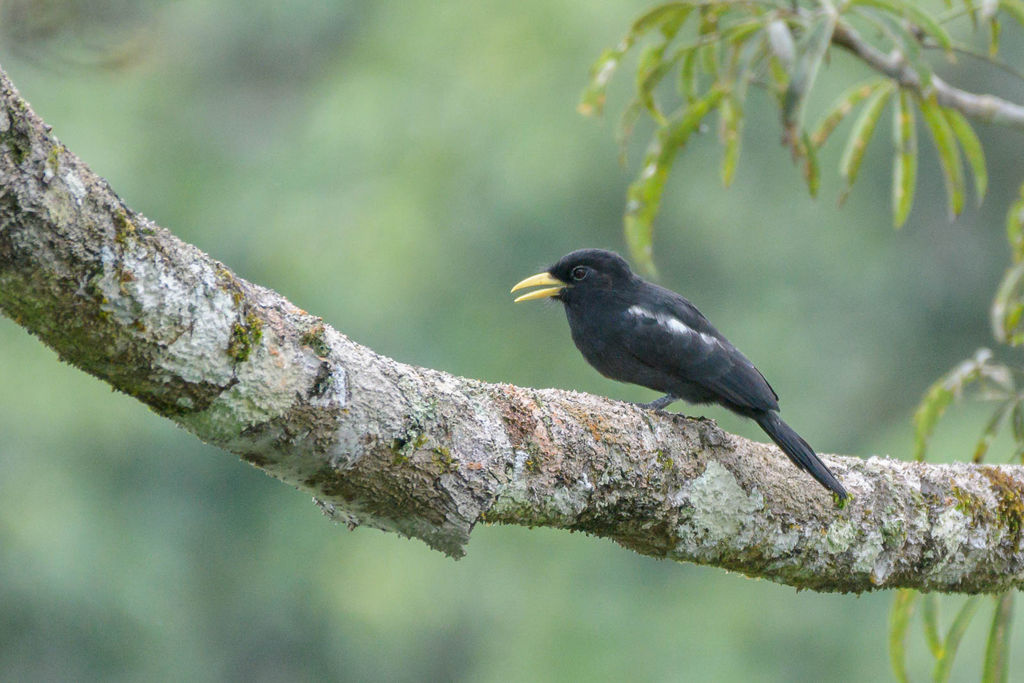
[636,394,678,411]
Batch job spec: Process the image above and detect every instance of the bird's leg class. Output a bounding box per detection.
[637,394,678,411]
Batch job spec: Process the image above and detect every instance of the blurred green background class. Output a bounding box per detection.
[2,1,1023,680]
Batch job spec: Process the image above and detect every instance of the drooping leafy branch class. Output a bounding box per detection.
[588,2,1024,679]
[581,0,1024,274]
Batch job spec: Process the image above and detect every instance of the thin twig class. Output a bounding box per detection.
[920,40,1024,86]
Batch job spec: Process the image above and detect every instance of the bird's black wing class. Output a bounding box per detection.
[617,286,779,413]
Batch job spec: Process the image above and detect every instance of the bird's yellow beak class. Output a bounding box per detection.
[510,272,566,303]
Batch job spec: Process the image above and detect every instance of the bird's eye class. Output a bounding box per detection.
[571,266,588,281]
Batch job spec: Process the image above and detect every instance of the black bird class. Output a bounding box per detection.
[511,248,847,499]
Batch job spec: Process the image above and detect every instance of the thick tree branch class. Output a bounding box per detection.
[3,63,1024,594]
[832,19,1024,131]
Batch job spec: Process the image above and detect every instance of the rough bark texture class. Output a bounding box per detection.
[3,64,1024,594]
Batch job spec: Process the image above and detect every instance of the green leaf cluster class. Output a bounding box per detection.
[588,0,1024,677]
[580,0,1024,270]
[590,3,1024,675]
[890,591,1014,683]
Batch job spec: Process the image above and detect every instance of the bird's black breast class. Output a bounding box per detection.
[564,295,664,387]
[563,283,779,414]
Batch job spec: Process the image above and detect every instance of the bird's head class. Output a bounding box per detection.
[511,249,635,305]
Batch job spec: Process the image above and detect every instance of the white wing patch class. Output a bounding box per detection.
[626,305,719,347]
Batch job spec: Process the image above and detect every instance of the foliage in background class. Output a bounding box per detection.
[588,1,1024,679]
[580,0,1024,274]
[0,0,167,66]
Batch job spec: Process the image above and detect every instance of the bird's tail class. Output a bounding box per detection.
[754,411,848,499]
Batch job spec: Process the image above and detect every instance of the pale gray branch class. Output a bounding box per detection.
[832,20,1024,130]
[3,63,1024,594]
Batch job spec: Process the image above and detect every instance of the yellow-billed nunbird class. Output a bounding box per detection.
[512,248,847,499]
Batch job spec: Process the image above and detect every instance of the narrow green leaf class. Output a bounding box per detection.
[624,205,662,279]
[661,86,726,153]
[965,0,980,26]
[660,7,691,40]
[634,7,692,122]
[579,3,692,117]
[624,87,726,275]
[913,349,999,461]
[630,2,692,36]
[697,4,719,35]
[636,45,665,116]
[719,95,742,187]
[839,83,894,205]
[1007,180,1024,262]
[992,262,1024,345]
[580,48,625,116]
[680,47,700,102]
[723,18,765,47]
[944,108,988,205]
[801,131,821,198]
[636,44,675,122]
[699,43,719,79]
[783,11,838,142]
[919,95,966,219]
[811,78,888,148]
[934,596,981,683]
[983,592,1015,683]
[989,16,1002,56]
[768,54,790,101]
[889,589,917,683]
[973,400,1014,462]
[923,593,943,658]
[998,0,1024,27]
[696,2,721,78]
[1012,401,1024,443]
[892,89,918,228]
